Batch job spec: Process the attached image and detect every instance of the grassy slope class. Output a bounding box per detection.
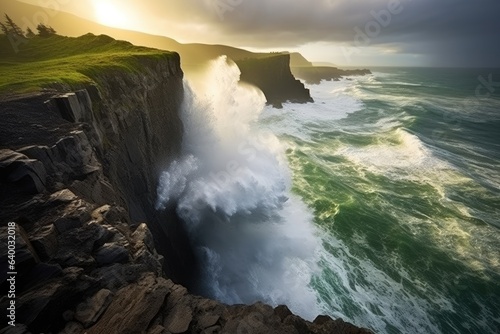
[0,33,175,94]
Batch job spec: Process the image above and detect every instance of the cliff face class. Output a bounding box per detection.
[236,54,313,108]
[292,66,372,85]
[1,53,194,282]
[75,54,196,284]
[0,53,371,333]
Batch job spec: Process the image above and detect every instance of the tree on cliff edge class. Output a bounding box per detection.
[26,27,36,38]
[36,23,56,37]
[0,22,8,35]
[1,14,25,37]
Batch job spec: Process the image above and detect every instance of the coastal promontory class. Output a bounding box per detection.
[0,34,372,334]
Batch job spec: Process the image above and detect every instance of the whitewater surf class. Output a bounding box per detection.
[156,57,322,320]
[157,60,500,334]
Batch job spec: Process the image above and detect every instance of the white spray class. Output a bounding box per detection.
[156,57,321,319]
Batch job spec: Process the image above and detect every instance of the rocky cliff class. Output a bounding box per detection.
[291,67,372,85]
[0,47,372,333]
[235,54,313,108]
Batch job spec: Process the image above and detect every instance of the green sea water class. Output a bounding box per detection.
[160,61,499,334]
[260,68,500,333]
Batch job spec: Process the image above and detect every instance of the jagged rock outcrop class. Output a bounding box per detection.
[0,52,372,333]
[291,67,372,85]
[0,52,195,285]
[235,54,313,108]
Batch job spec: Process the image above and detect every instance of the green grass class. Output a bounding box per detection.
[0,33,176,94]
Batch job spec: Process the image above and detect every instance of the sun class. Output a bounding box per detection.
[92,0,130,28]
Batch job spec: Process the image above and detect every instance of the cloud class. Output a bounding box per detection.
[17,0,500,67]
[39,0,499,66]
[163,0,500,66]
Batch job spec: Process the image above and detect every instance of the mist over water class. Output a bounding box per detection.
[157,61,500,333]
[156,57,321,319]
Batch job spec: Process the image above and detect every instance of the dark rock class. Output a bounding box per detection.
[0,324,31,334]
[0,149,47,194]
[164,303,193,333]
[313,314,332,325]
[147,325,168,334]
[29,224,58,261]
[52,197,92,234]
[291,66,371,85]
[20,263,63,291]
[54,131,99,177]
[0,225,39,289]
[284,314,311,334]
[274,305,293,322]
[10,267,93,333]
[90,263,152,291]
[92,204,128,225]
[165,284,188,310]
[48,189,78,204]
[74,289,113,328]
[59,321,84,334]
[311,316,374,334]
[70,174,118,206]
[52,92,86,123]
[86,274,170,334]
[132,222,156,252]
[197,314,220,329]
[220,302,289,334]
[236,54,313,108]
[202,326,221,334]
[54,223,110,268]
[54,217,83,234]
[94,243,129,265]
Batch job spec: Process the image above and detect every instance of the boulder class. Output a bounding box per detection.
[274,305,293,322]
[0,149,47,194]
[48,189,78,204]
[90,263,157,292]
[86,274,170,334]
[197,314,220,329]
[29,224,58,261]
[54,223,110,268]
[164,302,193,333]
[74,289,113,328]
[94,243,129,265]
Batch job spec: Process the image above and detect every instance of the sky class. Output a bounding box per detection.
[19,0,500,67]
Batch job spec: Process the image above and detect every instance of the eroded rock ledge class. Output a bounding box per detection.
[0,56,372,333]
[235,54,314,108]
[291,67,372,85]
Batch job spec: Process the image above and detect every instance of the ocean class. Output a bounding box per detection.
[156,59,500,334]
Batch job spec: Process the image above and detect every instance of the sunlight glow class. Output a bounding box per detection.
[92,0,130,28]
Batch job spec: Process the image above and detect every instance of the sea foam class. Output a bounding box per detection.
[156,57,321,320]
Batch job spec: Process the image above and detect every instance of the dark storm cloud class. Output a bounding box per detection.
[165,0,500,67]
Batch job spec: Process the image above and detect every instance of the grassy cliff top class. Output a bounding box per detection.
[0,33,177,94]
